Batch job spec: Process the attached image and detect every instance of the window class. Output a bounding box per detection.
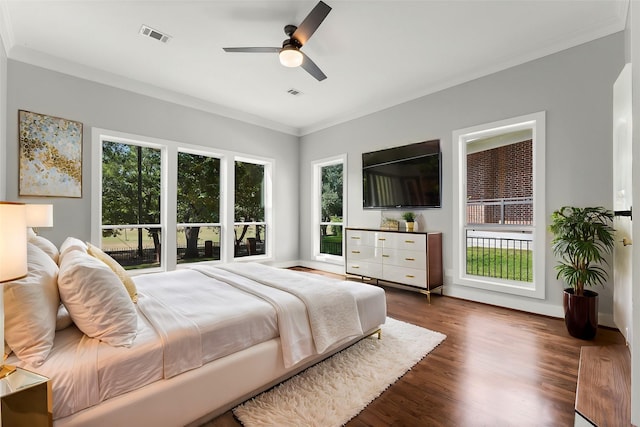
[312,155,346,262]
[99,140,163,269]
[177,151,221,264]
[452,112,545,298]
[234,159,269,259]
[93,128,273,270]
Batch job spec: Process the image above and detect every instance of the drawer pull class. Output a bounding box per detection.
[351,236,361,240]
[352,266,360,269]
[405,257,415,261]
[351,250,361,254]
[382,254,390,258]
[405,274,415,278]
[405,240,415,243]
[378,238,386,241]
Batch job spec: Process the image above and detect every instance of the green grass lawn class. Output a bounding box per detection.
[466,247,533,282]
[320,234,343,256]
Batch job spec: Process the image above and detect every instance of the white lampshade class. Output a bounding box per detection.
[26,204,54,228]
[279,47,303,68]
[0,202,28,283]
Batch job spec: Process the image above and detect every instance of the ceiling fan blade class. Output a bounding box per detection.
[300,52,327,81]
[292,1,332,46]
[223,47,280,53]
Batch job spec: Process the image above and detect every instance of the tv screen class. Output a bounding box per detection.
[363,140,441,209]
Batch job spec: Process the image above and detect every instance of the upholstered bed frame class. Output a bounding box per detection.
[56,326,381,427]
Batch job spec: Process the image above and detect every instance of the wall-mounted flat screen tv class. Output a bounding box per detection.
[363,139,441,209]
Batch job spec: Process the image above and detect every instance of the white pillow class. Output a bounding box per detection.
[58,237,88,264]
[58,250,137,347]
[4,243,60,366]
[86,243,138,303]
[55,304,73,331]
[30,235,60,264]
[27,227,37,241]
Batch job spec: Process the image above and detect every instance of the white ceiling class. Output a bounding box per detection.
[0,0,628,136]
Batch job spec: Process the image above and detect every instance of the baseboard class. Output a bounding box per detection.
[444,284,617,329]
[285,261,619,330]
[295,260,345,275]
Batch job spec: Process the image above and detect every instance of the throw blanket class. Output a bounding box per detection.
[191,266,315,367]
[217,263,364,353]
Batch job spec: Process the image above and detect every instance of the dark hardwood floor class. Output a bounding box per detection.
[208,268,626,427]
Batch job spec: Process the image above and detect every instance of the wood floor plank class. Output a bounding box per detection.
[575,345,631,426]
[205,268,626,427]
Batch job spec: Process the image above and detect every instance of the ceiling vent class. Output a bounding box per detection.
[139,25,171,43]
[287,88,302,96]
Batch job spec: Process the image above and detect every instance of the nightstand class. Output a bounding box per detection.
[0,367,51,427]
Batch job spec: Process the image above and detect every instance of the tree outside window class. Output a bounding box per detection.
[319,162,343,257]
[101,141,161,269]
[234,160,266,257]
[177,152,221,263]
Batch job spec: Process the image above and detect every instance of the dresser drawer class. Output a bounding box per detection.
[346,229,377,247]
[382,248,426,269]
[382,265,427,288]
[346,260,383,278]
[382,232,426,250]
[346,245,380,264]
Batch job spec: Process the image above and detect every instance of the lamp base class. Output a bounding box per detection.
[0,364,16,379]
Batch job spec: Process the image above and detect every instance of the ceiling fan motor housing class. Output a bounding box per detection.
[281,38,302,50]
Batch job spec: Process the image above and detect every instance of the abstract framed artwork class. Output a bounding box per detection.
[19,110,83,198]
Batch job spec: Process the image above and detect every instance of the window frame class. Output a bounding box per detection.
[452,112,546,299]
[231,155,273,261]
[92,128,273,272]
[176,148,223,264]
[311,154,347,264]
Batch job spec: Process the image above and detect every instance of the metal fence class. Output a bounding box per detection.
[320,240,342,256]
[107,241,223,267]
[466,231,533,282]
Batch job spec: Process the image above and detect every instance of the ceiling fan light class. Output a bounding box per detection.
[279,48,303,67]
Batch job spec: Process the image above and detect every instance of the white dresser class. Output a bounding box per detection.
[345,228,443,302]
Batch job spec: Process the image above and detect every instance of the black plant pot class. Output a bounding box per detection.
[563,288,599,340]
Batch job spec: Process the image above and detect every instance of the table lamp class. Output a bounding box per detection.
[26,204,53,234]
[0,202,28,378]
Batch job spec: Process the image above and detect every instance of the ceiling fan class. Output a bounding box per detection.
[223,1,332,81]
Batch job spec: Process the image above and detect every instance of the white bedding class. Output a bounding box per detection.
[6,264,387,424]
[135,269,279,377]
[216,263,364,353]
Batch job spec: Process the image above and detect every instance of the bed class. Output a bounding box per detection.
[3,235,387,427]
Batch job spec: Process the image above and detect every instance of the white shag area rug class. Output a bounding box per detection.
[232,317,446,427]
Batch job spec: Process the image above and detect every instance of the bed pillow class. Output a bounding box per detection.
[3,243,60,366]
[58,250,137,347]
[86,242,138,303]
[55,304,73,331]
[29,235,60,264]
[58,236,88,264]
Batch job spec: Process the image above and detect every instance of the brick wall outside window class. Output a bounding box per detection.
[467,140,532,225]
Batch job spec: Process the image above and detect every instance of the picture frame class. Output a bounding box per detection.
[19,110,83,198]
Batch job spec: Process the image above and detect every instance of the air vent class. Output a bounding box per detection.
[287,88,302,96]
[139,25,171,43]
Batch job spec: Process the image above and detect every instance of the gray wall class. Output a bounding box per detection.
[5,61,300,263]
[0,35,6,200]
[299,33,624,321]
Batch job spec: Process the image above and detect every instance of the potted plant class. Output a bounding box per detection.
[402,212,416,232]
[549,206,615,339]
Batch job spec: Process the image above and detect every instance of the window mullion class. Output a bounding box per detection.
[165,145,177,271]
